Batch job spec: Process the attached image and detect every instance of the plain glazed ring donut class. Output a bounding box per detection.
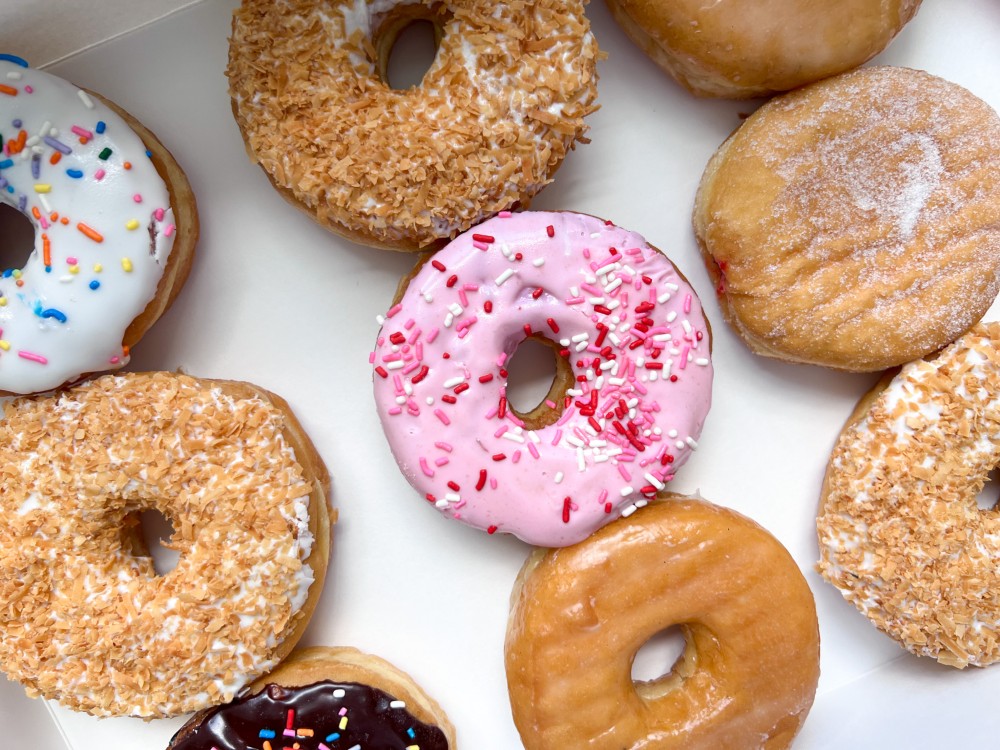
[372,211,713,547]
[694,66,1000,372]
[0,55,197,395]
[505,495,820,749]
[168,647,455,749]
[226,0,600,251]
[604,0,921,98]
[818,322,1000,668]
[0,372,332,717]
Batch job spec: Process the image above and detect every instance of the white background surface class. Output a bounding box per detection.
[1,0,999,748]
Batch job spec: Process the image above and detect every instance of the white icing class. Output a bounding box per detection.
[0,59,176,393]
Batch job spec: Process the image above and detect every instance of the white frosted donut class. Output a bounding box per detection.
[372,211,713,547]
[0,55,196,394]
[227,0,600,251]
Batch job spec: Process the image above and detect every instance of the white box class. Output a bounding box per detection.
[1,1,999,747]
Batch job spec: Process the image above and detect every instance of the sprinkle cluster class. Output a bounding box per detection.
[372,211,713,546]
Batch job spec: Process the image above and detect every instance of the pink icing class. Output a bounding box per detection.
[372,211,713,546]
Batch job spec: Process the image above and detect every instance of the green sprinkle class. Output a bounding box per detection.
[98,147,112,160]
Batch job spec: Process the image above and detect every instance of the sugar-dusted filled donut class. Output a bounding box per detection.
[605,0,921,98]
[0,372,332,717]
[372,211,712,546]
[818,323,1000,668]
[694,66,1000,371]
[226,0,599,251]
[505,495,820,749]
[167,647,455,749]
[0,55,197,394]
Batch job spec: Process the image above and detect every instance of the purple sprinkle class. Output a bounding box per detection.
[43,135,72,155]
[31,153,40,179]
[12,119,21,128]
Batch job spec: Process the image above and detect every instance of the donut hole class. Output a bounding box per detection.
[631,624,690,689]
[375,10,449,90]
[0,202,34,272]
[137,507,181,576]
[506,334,571,429]
[976,467,1000,511]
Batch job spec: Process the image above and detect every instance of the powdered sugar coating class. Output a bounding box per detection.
[372,211,713,547]
[0,373,318,716]
[227,0,600,249]
[818,323,1000,667]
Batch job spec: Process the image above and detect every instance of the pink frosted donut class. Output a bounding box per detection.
[372,211,713,546]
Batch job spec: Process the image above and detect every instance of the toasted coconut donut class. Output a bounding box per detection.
[0,56,197,395]
[0,372,332,717]
[226,0,600,252]
[167,646,455,749]
[694,66,1000,372]
[604,0,920,99]
[506,495,820,749]
[818,323,1000,668]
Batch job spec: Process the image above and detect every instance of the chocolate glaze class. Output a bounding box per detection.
[169,680,449,750]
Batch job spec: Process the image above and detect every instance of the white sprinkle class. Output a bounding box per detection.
[590,232,601,238]
[495,268,517,286]
[502,432,525,443]
[425,396,435,405]
[422,291,434,303]
[695,357,709,366]
[554,471,564,484]
[665,283,679,291]
[644,472,665,490]
[575,341,589,352]
[37,120,51,138]
[6,71,22,80]
[570,286,580,297]
[621,504,638,517]
[577,447,586,471]
[395,395,407,405]
[606,447,624,457]
[682,320,692,334]
[608,377,626,386]
[528,431,541,444]
[376,314,386,325]
[566,436,585,448]
[653,333,671,342]
[607,300,621,311]
[588,296,605,305]
[389,700,406,709]
[657,292,672,304]
[403,381,413,395]
[600,360,615,371]
[445,492,461,503]
[25,135,39,148]
[589,439,608,448]
[385,360,405,370]
[608,332,622,346]
[604,278,623,293]
[594,454,610,463]
[566,388,583,397]
[686,436,699,449]
[620,486,635,498]
[435,498,450,509]
[532,257,545,267]
[442,376,465,388]
[59,275,74,283]
[333,689,347,698]
[77,89,95,109]
[649,371,658,382]
[448,302,464,316]
[559,338,571,346]
[571,332,589,343]
[675,440,686,450]
[596,264,617,277]
[627,398,639,408]
[443,312,454,328]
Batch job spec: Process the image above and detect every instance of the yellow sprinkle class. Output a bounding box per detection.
[125,218,140,231]
[121,257,133,272]
[406,746,420,750]
[0,341,9,351]
[34,184,51,193]
[0,297,6,306]
[93,263,103,272]
[12,269,21,279]
[69,266,79,275]
[339,717,348,730]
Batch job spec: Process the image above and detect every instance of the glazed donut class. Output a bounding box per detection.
[818,322,1000,668]
[694,66,1000,372]
[505,494,820,749]
[604,0,921,98]
[0,55,197,395]
[226,0,600,251]
[0,372,332,717]
[372,211,713,546]
[167,646,455,749]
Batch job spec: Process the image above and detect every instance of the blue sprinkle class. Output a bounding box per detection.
[145,149,152,158]
[95,120,106,134]
[2,269,11,278]
[40,308,67,323]
[0,54,29,68]
[45,266,51,273]
[66,169,84,179]
[407,728,416,738]
[258,729,276,739]
[0,159,12,169]
[326,734,341,742]
[89,280,100,290]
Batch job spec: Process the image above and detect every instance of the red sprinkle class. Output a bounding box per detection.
[588,416,602,433]
[426,493,437,503]
[411,365,429,383]
[389,332,406,344]
[374,366,388,378]
[645,362,664,370]
[454,382,470,394]
[546,318,559,333]
[476,470,487,491]
[441,394,457,404]
[514,253,523,261]
[546,225,555,237]
[492,453,507,461]
[446,275,458,287]
[669,375,679,382]
[661,453,675,465]
[635,301,655,314]
[604,503,613,514]
[484,301,493,313]
[642,275,653,285]
[524,324,533,336]
[487,525,498,534]
[431,260,446,272]
[562,497,572,523]
[498,396,508,419]
[479,373,494,383]
[594,305,612,315]
[472,233,495,243]
[559,348,570,358]
[531,287,543,299]
[447,481,461,491]
[499,368,509,378]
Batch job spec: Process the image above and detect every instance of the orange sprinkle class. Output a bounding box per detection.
[31,206,42,220]
[49,212,58,222]
[42,234,51,267]
[76,223,104,243]
[15,279,23,287]
[8,130,26,154]
[0,84,17,96]
[60,217,69,225]
[122,345,130,356]
[123,161,132,170]
[49,152,62,165]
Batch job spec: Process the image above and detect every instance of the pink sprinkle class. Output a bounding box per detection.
[320,744,332,750]
[414,342,423,360]
[339,708,348,717]
[494,425,508,438]
[527,442,540,459]
[552,429,563,446]
[388,406,402,415]
[498,210,512,218]
[484,407,499,419]
[404,317,416,330]
[382,352,402,362]
[386,303,402,318]
[683,294,692,313]
[94,168,106,181]
[678,344,691,370]
[24,85,33,93]
[408,327,422,344]
[38,215,49,230]
[402,360,419,375]
[455,316,477,331]
[434,457,449,467]
[596,253,618,269]
[582,247,591,259]
[368,351,376,364]
[426,327,439,344]
[133,193,142,203]
[490,477,498,489]
[18,351,48,364]
[508,412,524,428]
[496,353,507,367]
[419,457,434,477]
[434,441,454,452]
[633,380,648,395]
[565,296,585,305]
[512,450,522,463]
[458,289,469,307]
[473,241,488,251]
[71,125,93,139]
[109,355,120,364]
[164,223,175,237]
[618,465,632,481]
[434,409,451,425]
[154,208,165,221]
[284,729,297,738]
[598,489,609,503]
[392,374,404,392]
[545,399,557,408]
